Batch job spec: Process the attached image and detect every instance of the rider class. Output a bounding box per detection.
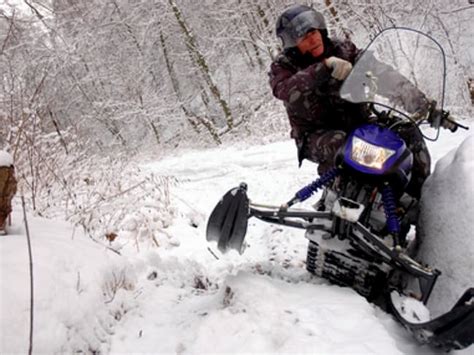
[269,4,432,199]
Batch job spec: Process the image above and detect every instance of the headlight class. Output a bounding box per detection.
[351,137,396,170]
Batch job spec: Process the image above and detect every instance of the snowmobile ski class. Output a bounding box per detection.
[206,183,249,254]
[388,288,474,351]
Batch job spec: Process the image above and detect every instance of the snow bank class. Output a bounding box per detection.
[418,134,474,317]
[0,213,137,353]
[0,151,13,167]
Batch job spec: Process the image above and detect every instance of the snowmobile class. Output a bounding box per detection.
[206,28,473,351]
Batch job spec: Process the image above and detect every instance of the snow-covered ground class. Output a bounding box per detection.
[1,126,472,354]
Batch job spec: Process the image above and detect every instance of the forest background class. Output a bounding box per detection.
[1,0,472,239]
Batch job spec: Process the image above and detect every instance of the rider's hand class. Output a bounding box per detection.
[412,97,433,122]
[428,108,443,129]
[324,57,352,81]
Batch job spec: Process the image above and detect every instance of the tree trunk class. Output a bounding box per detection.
[324,0,351,39]
[159,29,222,144]
[168,0,233,130]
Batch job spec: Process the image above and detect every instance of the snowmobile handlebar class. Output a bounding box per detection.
[427,104,469,132]
[440,114,469,132]
[369,103,469,133]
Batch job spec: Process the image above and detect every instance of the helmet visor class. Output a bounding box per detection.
[281,11,326,48]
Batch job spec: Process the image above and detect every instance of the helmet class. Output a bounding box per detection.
[276,5,327,49]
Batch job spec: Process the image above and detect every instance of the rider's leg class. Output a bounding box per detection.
[397,126,431,199]
[297,130,346,210]
[299,130,347,175]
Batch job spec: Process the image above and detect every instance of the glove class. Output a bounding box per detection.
[324,57,353,81]
[412,98,434,122]
[428,108,443,129]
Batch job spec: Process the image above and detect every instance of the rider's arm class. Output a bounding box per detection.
[269,59,331,101]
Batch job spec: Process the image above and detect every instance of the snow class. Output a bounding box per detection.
[1,126,473,354]
[418,134,474,317]
[390,291,431,324]
[0,215,130,353]
[332,198,365,222]
[111,271,404,354]
[0,151,13,167]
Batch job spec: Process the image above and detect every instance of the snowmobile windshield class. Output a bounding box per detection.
[340,28,445,114]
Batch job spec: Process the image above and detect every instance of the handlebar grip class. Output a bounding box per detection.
[442,117,458,133]
[427,105,468,132]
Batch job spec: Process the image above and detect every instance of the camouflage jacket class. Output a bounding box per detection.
[269,38,370,143]
[269,38,427,144]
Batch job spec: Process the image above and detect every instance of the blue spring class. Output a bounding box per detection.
[295,167,340,202]
[381,184,400,235]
